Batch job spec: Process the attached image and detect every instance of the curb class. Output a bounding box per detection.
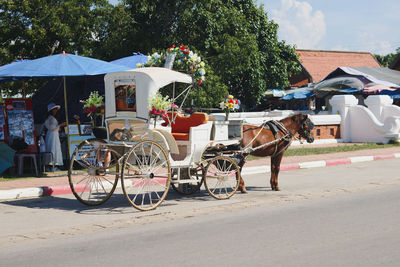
[1,153,400,201]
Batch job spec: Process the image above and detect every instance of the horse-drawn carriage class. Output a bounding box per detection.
[68,67,315,211]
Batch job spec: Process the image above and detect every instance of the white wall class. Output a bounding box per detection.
[330,95,400,143]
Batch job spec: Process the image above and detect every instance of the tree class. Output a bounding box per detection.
[374,47,400,67]
[0,0,111,95]
[116,0,300,109]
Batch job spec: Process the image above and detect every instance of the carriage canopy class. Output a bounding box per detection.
[104,67,193,120]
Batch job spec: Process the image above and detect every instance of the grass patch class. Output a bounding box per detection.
[248,142,400,160]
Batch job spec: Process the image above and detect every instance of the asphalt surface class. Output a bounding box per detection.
[0,158,399,267]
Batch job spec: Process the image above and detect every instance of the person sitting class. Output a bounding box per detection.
[44,103,66,171]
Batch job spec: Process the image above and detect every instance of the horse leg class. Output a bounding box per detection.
[270,153,284,191]
[237,161,247,193]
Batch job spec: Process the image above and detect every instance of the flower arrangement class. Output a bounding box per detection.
[148,92,172,127]
[138,44,206,86]
[219,94,240,121]
[80,91,104,126]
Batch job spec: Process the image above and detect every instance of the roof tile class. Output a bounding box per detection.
[297,50,381,82]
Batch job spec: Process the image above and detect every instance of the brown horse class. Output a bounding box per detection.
[238,113,315,192]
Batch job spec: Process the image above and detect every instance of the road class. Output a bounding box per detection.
[0,159,400,266]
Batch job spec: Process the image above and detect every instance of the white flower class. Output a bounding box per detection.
[219,102,226,109]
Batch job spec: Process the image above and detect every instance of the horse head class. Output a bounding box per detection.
[293,114,315,143]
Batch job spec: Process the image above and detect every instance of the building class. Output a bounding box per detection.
[289,49,381,87]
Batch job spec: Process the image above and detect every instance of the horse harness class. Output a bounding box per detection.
[243,120,293,157]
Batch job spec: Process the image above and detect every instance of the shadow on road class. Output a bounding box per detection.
[1,185,272,215]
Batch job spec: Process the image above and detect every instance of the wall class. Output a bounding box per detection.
[330,95,400,143]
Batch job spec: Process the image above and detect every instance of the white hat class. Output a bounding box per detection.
[47,103,60,112]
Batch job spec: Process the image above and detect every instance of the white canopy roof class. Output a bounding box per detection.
[104,67,193,119]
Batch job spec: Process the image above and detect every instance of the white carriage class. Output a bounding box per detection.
[68,67,242,211]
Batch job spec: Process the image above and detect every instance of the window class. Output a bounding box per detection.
[316,129,321,136]
[114,79,136,112]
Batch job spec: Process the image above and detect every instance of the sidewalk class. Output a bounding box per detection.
[1,144,400,200]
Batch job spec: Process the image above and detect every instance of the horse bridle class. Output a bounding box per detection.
[297,117,315,143]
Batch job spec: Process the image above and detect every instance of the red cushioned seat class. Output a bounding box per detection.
[162,112,209,141]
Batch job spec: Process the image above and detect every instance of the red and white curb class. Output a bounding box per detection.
[241,153,400,175]
[1,153,400,201]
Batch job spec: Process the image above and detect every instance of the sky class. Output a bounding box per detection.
[108,0,399,55]
[260,0,399,55]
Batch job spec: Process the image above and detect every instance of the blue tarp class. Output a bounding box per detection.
[280,89,314,100]
[338,88,362,93]
[378,89,400,99]
[110,53,148,69]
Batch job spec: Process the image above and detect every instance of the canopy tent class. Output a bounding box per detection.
[110,53,148,69]
[320,67,400,91]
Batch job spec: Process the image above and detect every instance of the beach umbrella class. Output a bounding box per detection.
[110,53,148,69]
[0,52,129,156]
[0,52,129,122]
[0,142,15,174]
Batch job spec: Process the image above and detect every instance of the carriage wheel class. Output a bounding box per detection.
[121,140,171,211]
[68,138,120,206]
[171,164,204,195]
[204,156,240,200]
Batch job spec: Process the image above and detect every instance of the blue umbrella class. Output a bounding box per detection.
[0,53,128,77]
[0,143,15,174]
[110,53,148,69]
[0,53,130,156]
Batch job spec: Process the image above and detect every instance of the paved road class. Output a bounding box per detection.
[0,159,399,266]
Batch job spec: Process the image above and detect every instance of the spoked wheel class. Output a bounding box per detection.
[171,164,205,195]
[68,138,120,206]
[121,140,171,211]
[204,156,240,200]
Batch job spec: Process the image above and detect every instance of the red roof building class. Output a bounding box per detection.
[289,49,381,87]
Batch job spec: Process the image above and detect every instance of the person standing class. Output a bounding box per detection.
[44,103,66,171]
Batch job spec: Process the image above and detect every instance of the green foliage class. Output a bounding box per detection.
[374,47,400,67]
[0,0,111,95]
[0,0,300,109]
[80,91,103,108]
[148,92,170,111]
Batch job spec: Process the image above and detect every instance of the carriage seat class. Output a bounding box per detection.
[162,112,209,141]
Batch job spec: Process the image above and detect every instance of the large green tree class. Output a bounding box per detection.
[108,0,300,109]
[0,0,111,62]
[0,0,112,95]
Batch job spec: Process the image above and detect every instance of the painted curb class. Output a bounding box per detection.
[0,153,399,201]
[299,160,326,169]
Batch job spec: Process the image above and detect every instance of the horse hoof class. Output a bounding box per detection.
[239,187,247,193]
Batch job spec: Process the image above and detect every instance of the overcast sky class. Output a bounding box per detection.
[108,0,399,55]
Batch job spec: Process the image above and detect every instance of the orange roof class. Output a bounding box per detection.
[297,50,381,82]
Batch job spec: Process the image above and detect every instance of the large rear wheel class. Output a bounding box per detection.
[68,138,120,206]
[204,156,240,200]
[121,140,171,211]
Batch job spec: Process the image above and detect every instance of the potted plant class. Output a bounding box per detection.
[81,91,106,138]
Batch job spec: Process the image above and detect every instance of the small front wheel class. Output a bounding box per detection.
[204,156,240,200]
[121,140,171,211]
